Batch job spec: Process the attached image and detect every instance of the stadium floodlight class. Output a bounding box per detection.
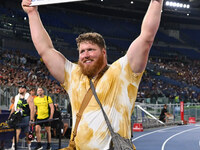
[165,1,190,9]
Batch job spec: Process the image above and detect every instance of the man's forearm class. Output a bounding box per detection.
[50,108,54,119]
[28,10,54,56]
[141,0,163,42]
[49,103,54,119]
[30,109,34,121]
[8,108,15,119]
[49,114,54,119]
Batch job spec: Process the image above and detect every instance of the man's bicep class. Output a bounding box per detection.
[28,96,34,108]
[127,36,151,73]
[42,48,66,84]
[49,103,54,107]
[49,103,54,112]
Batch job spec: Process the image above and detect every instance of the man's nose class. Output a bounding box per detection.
[83,51,90,58]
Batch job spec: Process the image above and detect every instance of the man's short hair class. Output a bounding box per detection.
[29,88,36,91]
[37,87,44,90]
[76,32,106,50]
[19,85,26,89]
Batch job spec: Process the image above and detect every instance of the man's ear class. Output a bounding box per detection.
[102,48,106,55]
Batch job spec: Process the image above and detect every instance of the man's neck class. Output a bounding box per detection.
[39,95,45,98]
[19,93,25,98]
[91,64,109,79]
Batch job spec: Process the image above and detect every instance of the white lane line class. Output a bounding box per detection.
[161,126,200,150]
[199,140,200,149]
[132,126,180,142]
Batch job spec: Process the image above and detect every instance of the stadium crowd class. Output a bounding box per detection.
[151,58,200,88]
[0,49,66,94]
[138,57,200,103]
[0,48,199,104]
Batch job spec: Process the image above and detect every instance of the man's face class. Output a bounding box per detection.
[19,87,26,95]
[37,88,44,97]
[30,90,36,96]
[78,41,106,78]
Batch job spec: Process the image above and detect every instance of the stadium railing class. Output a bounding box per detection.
[132,102,200,129]
[0,85,69,110]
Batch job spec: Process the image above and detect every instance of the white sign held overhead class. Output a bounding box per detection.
[30,0,85,6]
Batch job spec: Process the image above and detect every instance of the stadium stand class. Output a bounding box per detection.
[0,1,200,149]
[0,2,200,104]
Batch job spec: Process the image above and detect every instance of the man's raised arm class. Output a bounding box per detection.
[21,0,66,83]
[127,0,163,73]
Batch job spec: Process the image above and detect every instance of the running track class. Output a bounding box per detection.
[132,123,200,150]
[2,123,200,149]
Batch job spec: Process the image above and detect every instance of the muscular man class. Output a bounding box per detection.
[21,0,163,149]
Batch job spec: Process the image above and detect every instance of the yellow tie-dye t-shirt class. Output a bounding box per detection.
[61,55,143,150]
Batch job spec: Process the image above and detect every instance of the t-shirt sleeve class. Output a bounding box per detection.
[25,93,30,99]
[119,55,144,87]
[60,59,74,92]
[47,96,53,104]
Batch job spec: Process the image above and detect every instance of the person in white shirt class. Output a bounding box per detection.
[8,85,34,150]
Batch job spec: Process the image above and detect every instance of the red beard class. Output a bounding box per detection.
[78,53,105,78]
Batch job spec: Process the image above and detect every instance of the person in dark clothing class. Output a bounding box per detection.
[51,104,68,138]
[159,104,170,123]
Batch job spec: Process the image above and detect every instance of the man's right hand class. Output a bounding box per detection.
[21,0,38,14]
[29,120,35,126]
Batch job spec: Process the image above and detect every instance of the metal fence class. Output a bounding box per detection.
[1,85,200,129]
[0,85,70,110]
[133,102,200,128]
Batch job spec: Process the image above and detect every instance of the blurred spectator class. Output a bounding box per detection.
[51,104,69,138]
[34,87,54,150]
[159,104,172,123]
[9,96,15,112]
[29,88,37,99]
[8,85,34,150]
